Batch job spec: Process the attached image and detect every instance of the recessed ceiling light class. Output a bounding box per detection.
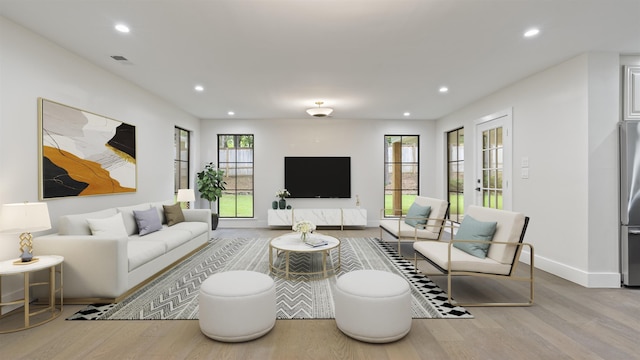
[439,86,449,93]
[228,111,235,116]
[115,24,130,33]
[194,85,204,92]
[524,28,540,38]
[403,112,411,117]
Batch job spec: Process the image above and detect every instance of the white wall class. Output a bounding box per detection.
[0,17,201,301]
[200,118,437,228]
[435,53,621,287]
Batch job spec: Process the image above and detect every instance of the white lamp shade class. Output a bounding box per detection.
[176,189,196,202]
[0,202,51,234]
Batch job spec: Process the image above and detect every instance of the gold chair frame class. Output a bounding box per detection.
[379,204,450,254]
[413,217,534,307]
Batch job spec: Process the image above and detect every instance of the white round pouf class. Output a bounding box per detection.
[334,270,412,343]
[199,270,276,342]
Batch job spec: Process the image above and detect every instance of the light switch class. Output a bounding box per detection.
[521,168,529,179]
[521,157,529,167]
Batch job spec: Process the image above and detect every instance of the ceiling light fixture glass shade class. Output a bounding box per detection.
[306,101,333,117]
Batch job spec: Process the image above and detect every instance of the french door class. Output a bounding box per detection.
[475,109,512,210]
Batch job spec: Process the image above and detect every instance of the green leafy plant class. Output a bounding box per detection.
[196,162,227,213]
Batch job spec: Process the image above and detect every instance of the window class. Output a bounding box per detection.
[174,127,190,194]
[447,128,464,223]
[480,127,503,209]
[384,135,419,216]
[218,134,254,218]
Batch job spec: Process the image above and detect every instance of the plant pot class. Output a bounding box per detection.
[278,199,286,209]
[211,213,219,230]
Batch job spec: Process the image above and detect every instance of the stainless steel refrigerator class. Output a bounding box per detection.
[619,120,640,286]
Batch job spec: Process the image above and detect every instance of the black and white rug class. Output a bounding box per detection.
[68,237,472,320]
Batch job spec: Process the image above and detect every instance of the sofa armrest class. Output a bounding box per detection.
[183,208,210,223]
[183,208,212,238]
[34,234,129,300]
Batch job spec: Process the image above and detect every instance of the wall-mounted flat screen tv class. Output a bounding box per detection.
[284,156,351,198]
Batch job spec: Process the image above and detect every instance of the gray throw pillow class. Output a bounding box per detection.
[133,207,163,236]
[453,215,497,258]
[163,203,185,226]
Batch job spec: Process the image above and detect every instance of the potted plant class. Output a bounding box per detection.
[196,162,227,230]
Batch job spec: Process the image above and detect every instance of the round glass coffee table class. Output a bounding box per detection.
[269,232,341,279]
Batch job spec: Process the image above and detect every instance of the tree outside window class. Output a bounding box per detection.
[384,135,419,216]
[218,134,254,218]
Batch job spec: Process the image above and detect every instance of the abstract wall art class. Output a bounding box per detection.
[38,98,137,199]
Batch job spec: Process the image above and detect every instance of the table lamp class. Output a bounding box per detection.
[0,202,51,264]
[176,189,195,209]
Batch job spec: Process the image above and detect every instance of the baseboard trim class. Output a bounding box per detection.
[520,250,621,288]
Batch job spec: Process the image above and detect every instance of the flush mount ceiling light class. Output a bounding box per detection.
[306,101,333,117]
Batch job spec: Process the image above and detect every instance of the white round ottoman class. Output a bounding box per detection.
[199,270,276,342]
[334,270,412,343]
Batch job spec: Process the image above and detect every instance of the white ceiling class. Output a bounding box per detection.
[1,0,639,120]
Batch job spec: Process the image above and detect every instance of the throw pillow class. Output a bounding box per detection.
[404,203,431,228]
[87,212,128,237]
[133,207,163,236]
[453,215,498,258]
[163,203,185,226]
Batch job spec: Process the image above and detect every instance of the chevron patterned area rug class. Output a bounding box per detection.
[68,236,472,320]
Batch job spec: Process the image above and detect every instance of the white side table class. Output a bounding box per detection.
[0,255,64,333]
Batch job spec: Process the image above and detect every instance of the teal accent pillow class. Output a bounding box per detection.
[453,215,497,258]
[404,203,431,228]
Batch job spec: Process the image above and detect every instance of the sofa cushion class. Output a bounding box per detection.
[453,215,497,259]
[87,212,128,237]
[117,204,152,236]
[465,206,527,265]
[413,240,512,275]
[412,196,448,233]
[404,203,431,228]
[131,226,194,252]
[151,200,174,224]
[59,208,118,235]
[163,203,185,226]
[169,221,209,238]
[133,207,163,236]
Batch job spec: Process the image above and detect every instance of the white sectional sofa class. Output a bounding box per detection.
[34,201,211,303]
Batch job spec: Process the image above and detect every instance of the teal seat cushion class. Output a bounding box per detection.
[453,215,497,258]
[404,203,431,228]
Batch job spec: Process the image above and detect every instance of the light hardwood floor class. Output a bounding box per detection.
[1,227,639,360]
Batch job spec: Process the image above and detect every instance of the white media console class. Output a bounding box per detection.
[267,208,367,229]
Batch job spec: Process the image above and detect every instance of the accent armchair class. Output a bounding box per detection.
[379,196,450,254]
[412,205,533,307]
